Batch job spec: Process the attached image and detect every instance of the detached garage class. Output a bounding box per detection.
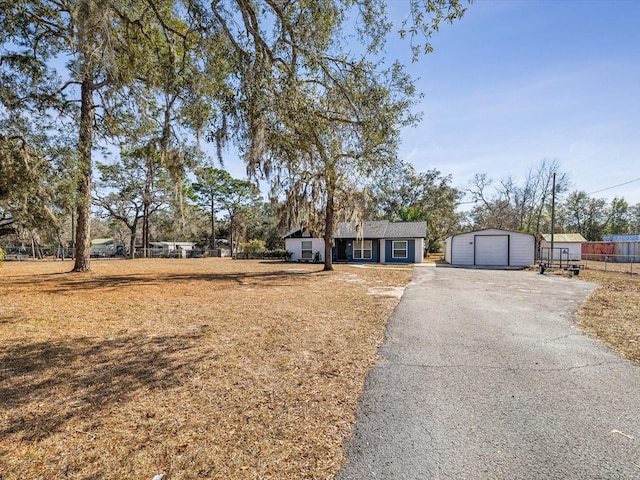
[444,229,535,267]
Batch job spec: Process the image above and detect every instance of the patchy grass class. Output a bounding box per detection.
[0,258,411,479]
[577,270,640,364]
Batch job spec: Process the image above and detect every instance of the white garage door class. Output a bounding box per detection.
[475,235,508,265]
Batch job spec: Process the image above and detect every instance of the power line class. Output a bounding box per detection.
[587,177,640,196]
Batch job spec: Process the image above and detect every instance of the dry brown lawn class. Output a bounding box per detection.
[0,258,411,479]
[2,259,638,479]
[577,270,640,364]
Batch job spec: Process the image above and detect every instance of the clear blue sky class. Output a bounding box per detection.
[388,0,640,206]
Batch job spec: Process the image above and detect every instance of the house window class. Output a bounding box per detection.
[301,240,313,259]
[353,240,372,259]
[393,240,408,258]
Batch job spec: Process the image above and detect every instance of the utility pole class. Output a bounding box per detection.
[551,172,556,266]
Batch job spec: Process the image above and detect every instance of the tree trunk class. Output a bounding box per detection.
[142,202,149,258]
[210,197,216,250]
[323,186,335,271]
[57,231,65,260]
[229,214,234,258]
[142,148,154,258]
[73,77,95,272]
[129,224,137,261]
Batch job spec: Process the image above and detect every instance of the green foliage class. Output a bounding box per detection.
[399,0,470,60]
[193,167,262,254]
[241,239,266,254]
[0,127,74,244]
[0,247,5,267]
[1,0,471,267]
[93,147,170,257]
[370,161,461,251]
[558,191,610,241]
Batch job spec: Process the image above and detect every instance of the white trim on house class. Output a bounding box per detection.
[354,239,373,259]
[414,238,425,263]
[300,240,314,260]
[392,240,408,259]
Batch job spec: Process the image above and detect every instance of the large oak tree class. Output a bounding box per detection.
[2,0,469,272]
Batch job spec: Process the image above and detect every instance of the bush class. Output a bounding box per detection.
[0,247,5,268]
[240,239,266,254]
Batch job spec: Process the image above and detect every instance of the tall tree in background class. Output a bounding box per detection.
[517,159,569,235]
[0,117,75,252]
[246,202,282,250]
[93,148,169,258]
[465,159,569,235]
[629,204,640,234]
[555,190,608,241]
[0,0,220,271]
[606,197,629,235]
[266,61,416,270]
[219,178,262,257]
[466,173,517,230]
[193,167,261,255]
[370,161,461,251]
[558,191,591,235]
[192,167,230,250]
[2,0,469,270]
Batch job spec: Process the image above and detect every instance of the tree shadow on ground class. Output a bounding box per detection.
[0,330,210,443]
[2,269,322,294]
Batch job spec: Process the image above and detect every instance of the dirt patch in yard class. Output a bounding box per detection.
[0,259,411,479]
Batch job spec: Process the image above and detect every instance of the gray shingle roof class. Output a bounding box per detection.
[334,220,427,239]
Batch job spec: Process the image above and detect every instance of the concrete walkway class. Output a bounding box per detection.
[337,265,640,479]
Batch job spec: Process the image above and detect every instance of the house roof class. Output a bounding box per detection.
[334,220,427,239]
[283,221,427,240]
[446,228,536,241]
[91,238,114,245]
[150,241,196,247]
[281,227,314,239]
[602,234,640,242]
[541,233,587,243]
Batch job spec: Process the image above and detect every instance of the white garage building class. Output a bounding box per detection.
[444,229,535,267]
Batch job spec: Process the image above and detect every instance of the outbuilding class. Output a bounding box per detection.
[444,228,535,267]
[149,241,196,258]
[539,233,586,262]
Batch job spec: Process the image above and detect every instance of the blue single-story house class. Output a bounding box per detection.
[283,220,427,264]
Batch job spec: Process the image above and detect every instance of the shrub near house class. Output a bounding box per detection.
[241,239,266,255]
[237,239,289,260]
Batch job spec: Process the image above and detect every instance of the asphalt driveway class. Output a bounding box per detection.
[337,265,640,479]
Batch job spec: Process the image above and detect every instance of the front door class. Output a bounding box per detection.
[336,239,347,261]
